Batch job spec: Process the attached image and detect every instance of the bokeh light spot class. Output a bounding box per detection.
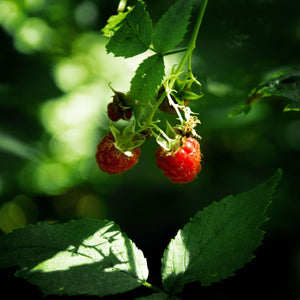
[74,1,98,27]
[0,195,38,233]
[15,17,54,53]
[76,194,106,219]
[54,57,91,92]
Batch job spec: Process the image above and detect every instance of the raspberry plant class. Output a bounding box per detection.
[0,169,282,299]
[96,0,207,182]
[0,0,286,299]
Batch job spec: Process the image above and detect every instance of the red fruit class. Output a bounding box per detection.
[95,132,141,174]
[155,137,201,183]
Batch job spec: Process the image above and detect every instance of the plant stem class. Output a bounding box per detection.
[138,0,208,134]
[164,47,188,56]
[175,0,208,74]
[142,281,165,294]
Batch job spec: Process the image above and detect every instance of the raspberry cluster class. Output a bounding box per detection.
[96,93,202,182]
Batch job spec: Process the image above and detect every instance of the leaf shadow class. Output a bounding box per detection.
[0,219,146,297]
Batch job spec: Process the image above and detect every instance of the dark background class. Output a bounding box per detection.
[0,0,300,299]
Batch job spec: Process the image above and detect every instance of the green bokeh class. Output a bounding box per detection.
[0,0,299,299]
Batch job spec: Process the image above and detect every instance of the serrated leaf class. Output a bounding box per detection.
[130,54,165,121]
[105,1,152,58]
[161,169,282,294]
[0,219,148,297]
[101,11,129,38]
[229,68,300,117]
[152,0,193,54]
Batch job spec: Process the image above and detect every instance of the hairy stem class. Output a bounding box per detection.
[142,281,165,294]
[138,0,208,134]
[175,0,208,74]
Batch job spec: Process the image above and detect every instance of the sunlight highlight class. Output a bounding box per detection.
[15,17,53,53]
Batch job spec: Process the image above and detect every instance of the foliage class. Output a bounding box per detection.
[0,169,282,298]
[0,0,299,298]
[229,68,300,117]
[104,1,152,58]
[161,169,282,294]
[0,219,148,297]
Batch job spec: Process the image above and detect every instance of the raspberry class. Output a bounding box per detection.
[155,137,201,183]
[107,90,133,121]
[107,102,121,122]
[95,132,141,174]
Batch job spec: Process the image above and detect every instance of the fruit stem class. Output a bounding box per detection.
[142,281,165,294]
[164,47,188,56]
[175,0,208,75]
[137,0,208,137]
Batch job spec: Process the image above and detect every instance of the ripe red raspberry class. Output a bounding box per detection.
[155,137,201,183]
[95,132,141,174]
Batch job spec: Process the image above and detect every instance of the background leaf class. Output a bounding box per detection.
[130,54,165,121]
[229,68,300,117]
[161,169,282,294]
[152,0,193,54]
[105,1,152,58]
[0,219,148,297]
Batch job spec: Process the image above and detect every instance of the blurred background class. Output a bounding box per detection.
[0,0,299,299]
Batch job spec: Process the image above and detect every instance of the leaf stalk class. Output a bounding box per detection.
[175,0,208,74]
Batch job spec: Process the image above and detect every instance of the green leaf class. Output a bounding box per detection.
[105,1,153,58]
[0,219,148,297]
[130,54,165,121]
[152,0,193,55]
[101,11,129,38]
[161,169,282,294]
[229,68,300,117]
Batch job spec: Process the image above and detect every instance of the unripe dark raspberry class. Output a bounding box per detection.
[107,91,133,121]
[107,102,121,121]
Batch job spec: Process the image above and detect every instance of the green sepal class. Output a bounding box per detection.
[180,90,204,101]
[110,122,144,156]
[155,121,179,152]
[165,120,177,139]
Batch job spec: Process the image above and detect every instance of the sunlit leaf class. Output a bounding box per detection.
[101,11,129,38]
[0,219,148,297]
[104,1,152,58]
[161,169,282,294]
